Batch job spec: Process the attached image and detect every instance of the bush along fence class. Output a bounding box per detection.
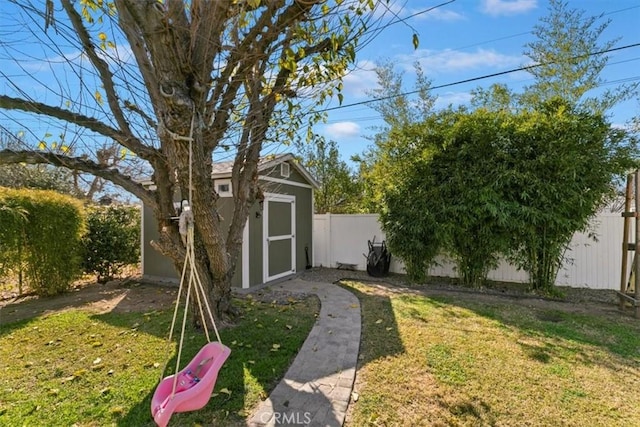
[313,213,628,290]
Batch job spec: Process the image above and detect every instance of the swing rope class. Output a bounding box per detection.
[161,109,223,400]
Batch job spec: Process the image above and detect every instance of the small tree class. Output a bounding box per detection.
[380,158,442,282]
[428,109,514,287]
[297,137,362,213]
[379,112,454,281]
[521,0,637,112]
[82,205,141,283]
[358,60,437,211]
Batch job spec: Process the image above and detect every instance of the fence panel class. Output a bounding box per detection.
[313,213,631,290]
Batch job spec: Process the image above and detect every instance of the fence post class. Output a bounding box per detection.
[325,213,332,269]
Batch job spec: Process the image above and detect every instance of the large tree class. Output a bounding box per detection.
[0,0,382,320]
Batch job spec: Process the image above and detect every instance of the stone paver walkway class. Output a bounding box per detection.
[246,279,361,427]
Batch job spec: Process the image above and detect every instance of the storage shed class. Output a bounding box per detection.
[141,153,318,288]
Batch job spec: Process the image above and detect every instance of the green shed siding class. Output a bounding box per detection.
[141,204,179,281]
[247,201,263,287]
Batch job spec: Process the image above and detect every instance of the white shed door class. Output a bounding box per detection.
[263,193,296,282]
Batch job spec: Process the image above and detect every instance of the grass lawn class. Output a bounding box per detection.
[0,293,319,426]
[342,280,640,427]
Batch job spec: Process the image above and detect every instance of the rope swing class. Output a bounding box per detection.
[151,111,231,427]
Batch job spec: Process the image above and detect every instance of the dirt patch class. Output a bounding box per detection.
[0,277,179,325]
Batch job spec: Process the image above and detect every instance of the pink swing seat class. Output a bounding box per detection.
[151,341,231,427]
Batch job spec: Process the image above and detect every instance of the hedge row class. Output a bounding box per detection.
[0,187,84,295]
[0,187,140,296]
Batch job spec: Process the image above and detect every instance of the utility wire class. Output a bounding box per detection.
[318,42,640,114]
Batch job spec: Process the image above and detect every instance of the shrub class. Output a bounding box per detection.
[81,205,140,283]
[0,187,85,296]
[0,199,28,292]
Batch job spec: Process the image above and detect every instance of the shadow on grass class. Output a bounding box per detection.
[110,346,247,427]
[92,294,320,427]
[434,294,640,365]
[0,285,319,427]
[87,308,238,427]
[335,280,405,365]
[351,280,640,366]
[337,280,499,426]
[0,315,37,338]
[338,278,640,426]
[0,280,177,331]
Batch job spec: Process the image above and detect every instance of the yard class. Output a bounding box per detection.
[2,272,640,426]
[340,278,640,427]
[0,280,319,426]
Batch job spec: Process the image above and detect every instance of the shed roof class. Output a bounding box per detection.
[211,153,319,188]
[138,153,319,189]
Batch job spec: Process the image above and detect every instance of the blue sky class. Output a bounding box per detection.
[310,0,640,165]
[0,1,638,169]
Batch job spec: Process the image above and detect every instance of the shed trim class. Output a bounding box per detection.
[259,175,313,189]
[242,219,249,289]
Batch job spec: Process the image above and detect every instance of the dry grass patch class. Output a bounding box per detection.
[342,280,640,427]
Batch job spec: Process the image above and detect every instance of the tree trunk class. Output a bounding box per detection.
[154,127,244,324]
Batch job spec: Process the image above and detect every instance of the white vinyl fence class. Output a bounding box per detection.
[313,213,632,290]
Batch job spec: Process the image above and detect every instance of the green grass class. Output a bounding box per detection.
[0,294,319,426]
[342,280,640,427]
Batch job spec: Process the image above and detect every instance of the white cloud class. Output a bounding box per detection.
[323,122,361,139]
[400,48,524,75]
[36,43,134,72]
[435,91,472,109]
[379,0,464,21]
[480,0,537,16]
[99,44,135,65]
[411,7,465,22]
[341,60,379,99]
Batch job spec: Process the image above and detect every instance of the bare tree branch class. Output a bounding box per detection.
[0,149,155,207]
[114,0,162,116]
[0,95,159,161]
[61,0,136,143]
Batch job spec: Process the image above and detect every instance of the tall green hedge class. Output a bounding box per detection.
[0,187,85,296]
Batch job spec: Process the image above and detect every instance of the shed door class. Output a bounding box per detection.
[263,194,296,283]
